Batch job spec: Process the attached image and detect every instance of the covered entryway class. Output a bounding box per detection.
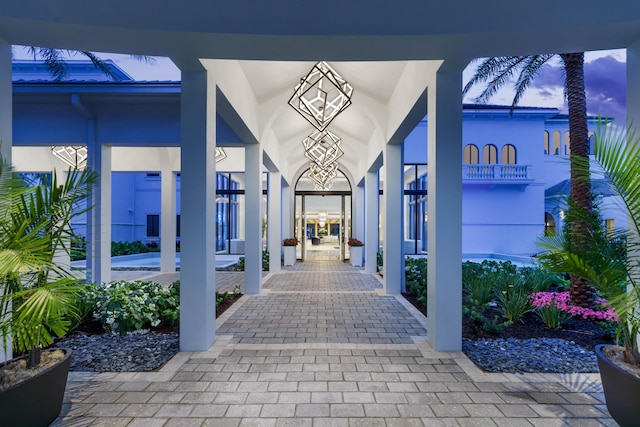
[294,169,352,262]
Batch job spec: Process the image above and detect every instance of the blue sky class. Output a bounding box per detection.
[14,46,627,123]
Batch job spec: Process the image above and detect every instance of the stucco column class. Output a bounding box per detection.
[0,37,10,163]
[355,182,365,241]
[427,66,463,351]
[160,167,177,272]
[180,68,217,351]
[628,40,640,127]
[244,143,262,294]
[383,143,403,294]
[365,171,379,274]
[87,143,112,285]
[268,171,282,273]
[0,36,10,362]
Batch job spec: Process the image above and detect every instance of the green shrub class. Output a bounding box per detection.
[236,251,269,271]
[85,280,179,334]
[111,241,161,256]
[497,287,531,323]
[535,299,569,329]
[405,257,427,307]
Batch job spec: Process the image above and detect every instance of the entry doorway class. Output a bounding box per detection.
[294,170,352,262]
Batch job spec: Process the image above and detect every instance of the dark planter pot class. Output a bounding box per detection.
[0,348,72,427]
[595,344,640,427]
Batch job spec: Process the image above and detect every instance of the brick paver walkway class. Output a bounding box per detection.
[54,260,615,426]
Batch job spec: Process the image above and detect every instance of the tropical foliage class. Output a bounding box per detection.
[464,53,597,308]
[0,154,97,367]
[538,119,640,366]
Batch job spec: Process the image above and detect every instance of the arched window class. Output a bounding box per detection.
[482,144,497,164]
[588,131,595,154]
[544,131,549,155]
[552,131,561,155]
[463,144,479,164]
[564,131,571,154]
[544,212,556,236]
[501,144,517,164]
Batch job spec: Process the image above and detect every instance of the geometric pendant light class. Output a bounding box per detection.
[288,61,354,131]
[215,147,227,163]
[51,145,88,169]
[302,130,344,168]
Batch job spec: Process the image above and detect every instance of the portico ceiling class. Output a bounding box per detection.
[2,1,640,180]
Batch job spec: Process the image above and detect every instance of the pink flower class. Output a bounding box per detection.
[529,291,618,322]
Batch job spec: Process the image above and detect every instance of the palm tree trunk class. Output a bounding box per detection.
[560,52,598,309]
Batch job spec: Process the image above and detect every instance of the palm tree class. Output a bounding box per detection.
[23,46,155,81]
[463,52,598,308]
[0,155,97,367]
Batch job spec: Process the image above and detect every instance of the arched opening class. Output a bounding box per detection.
[294,168,352,261]
[545,212,556,236]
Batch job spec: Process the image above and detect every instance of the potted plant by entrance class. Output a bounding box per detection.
[538,120,640,426]
[348,238,364,267]
[283,238,298,266]
[0,155,97,427]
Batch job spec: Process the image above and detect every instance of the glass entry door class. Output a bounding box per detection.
[294,193,352,262]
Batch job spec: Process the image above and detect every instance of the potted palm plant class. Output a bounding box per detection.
[0,153,97,427]
[538,120,640,426]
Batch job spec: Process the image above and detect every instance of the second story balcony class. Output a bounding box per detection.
[463,164,534,187]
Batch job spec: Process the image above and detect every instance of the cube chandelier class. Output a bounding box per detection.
[289,61,353,131]
[51,145,88,169]
[303,130,344,168]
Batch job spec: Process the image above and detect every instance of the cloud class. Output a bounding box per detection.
[528,55,626,122]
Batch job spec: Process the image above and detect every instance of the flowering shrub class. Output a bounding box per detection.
[530,291,618,322]
[348,237,364,247]
[84,280,179,334]
[283,238,298,246]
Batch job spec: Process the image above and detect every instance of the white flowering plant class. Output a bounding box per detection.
[83,280,179,335]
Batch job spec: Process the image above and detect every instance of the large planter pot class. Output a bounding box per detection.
[284,246,296,266]
[0,348,72,427]
[595,344,640,427]
[350,246,363,267]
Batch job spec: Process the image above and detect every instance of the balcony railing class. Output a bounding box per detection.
[463,164,532,182]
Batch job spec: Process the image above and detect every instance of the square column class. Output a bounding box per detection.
[628,40,640,127]
[383,143,403,294]
[180,69,217,351]
[427,66,463,351]
[244,143,263,294]
[0,37,10,163]
[87,143,112,285]
[365,171,379,274]
[0,36,10,362]
[161,168,177,272]
[268,171,282,273]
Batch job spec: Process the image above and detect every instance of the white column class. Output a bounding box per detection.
[354,182,365,265]
[628,40,640,127]
[87,143,112,285]
[282,183,292,237]
[365,171,379,274]
[160,168,177,272]
[427,66,463,351]
[268,171,282,273]
[0,37,10,363]
[245,143,262,294]
[383,143,403,294]
[0,37,10,163]
[180,68,217,351]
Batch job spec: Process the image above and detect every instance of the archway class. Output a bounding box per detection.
[294,168,352,261]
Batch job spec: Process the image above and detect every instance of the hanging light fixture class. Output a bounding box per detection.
[308,162,338,189]
[303,130,344,168]
[215,147,227,163]
[51,146,88,169]
[289,61,354,131]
